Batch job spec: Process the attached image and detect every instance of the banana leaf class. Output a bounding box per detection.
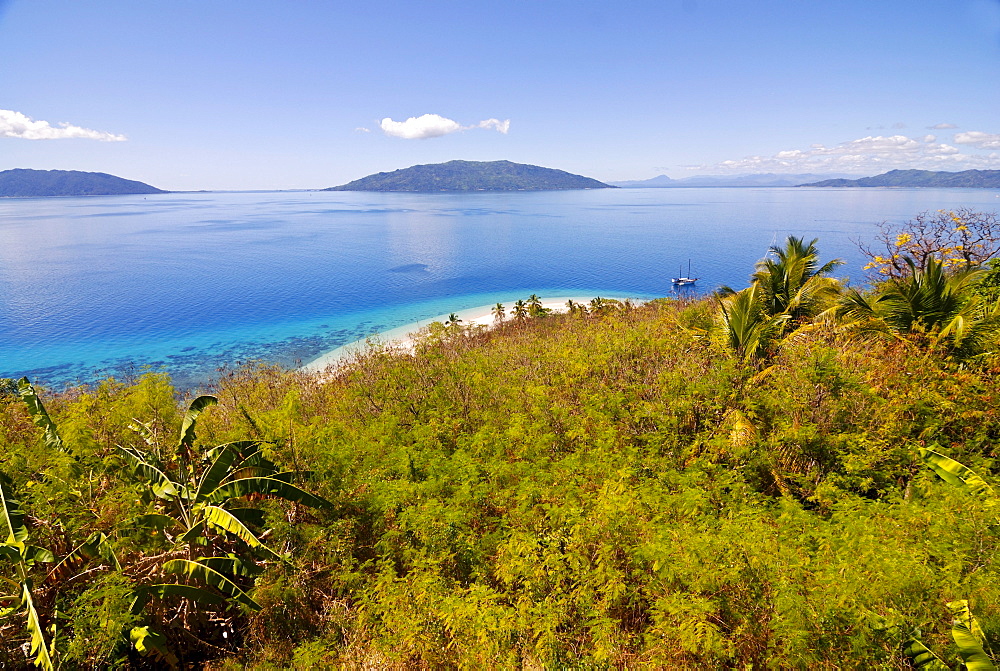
[22,581,54,671]
[194,441,263,503]
[200,505,283,560]
[162,558,260,610]
[178,395,218,449]
[117,447,185,500]
[17,378,66,455]
[50,532,119,578]
[207,476,332,509]
[903,636,950,670]
[22,545,55,566]
[0,472,28,545]
[197,555,260,577]
[948,600,996,671]
[130,625,179,669]
[919,447,997,502]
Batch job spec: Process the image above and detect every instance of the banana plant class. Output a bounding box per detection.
[17,381,332,665]
[918,447,997,504]
[1,471,56,671]
[17,378,67,455]
[904,447,998,669]
[904,600,995,671]
[120,395,330,557]
[118,394,332,660]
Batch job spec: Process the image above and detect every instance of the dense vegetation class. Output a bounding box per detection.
[0,169,165,198]
[5,210,1000,668]
[325,160,612,192]
[803,169,1000,188]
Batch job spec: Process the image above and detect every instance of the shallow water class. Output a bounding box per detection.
[2,187,998,389]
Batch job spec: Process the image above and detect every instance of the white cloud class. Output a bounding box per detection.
[0,109,126,141]
[354,127,371,133]
[473,118,510,133]
[704,133,1000,174]
[928,122,958,129]
[954,131,1000,150]
[379,113,511,139]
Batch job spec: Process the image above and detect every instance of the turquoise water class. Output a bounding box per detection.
[2,187,998,389]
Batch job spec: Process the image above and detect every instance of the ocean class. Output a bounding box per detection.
[2,187,998,389]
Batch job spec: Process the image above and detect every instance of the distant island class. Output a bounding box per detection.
[801,169,1000,188]
[613,173,853,188]
[0,169,165,198]
[325,160,613,192]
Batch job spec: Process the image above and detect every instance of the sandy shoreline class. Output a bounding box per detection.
[300,295,640,374]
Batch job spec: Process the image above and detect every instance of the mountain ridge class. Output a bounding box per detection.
[0,168,165,197]
[801,169,1000,188]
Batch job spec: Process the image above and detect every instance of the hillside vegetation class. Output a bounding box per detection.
[803,169,1000,188]
[4,210,1000,668]
[0,169,165,197]
[325,160,612,192]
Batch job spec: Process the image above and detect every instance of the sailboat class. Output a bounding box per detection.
[672,259,698,287]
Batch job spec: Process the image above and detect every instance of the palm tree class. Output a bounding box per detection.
[718,283,790,362]
[511,300,528,322]
[527,294,549,317]
[836,256,998,354]
[492,303,506,324]
[445,313,463,328]
[752,236,843,321]
[589,297,621,316]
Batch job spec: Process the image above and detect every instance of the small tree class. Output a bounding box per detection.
[492,303,506,324]
[858,208,1000,280]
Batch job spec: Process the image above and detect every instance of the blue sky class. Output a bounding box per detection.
[1,0,999,190]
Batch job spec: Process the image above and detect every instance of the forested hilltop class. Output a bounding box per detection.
[0,169,165,197]
[6,209,1000,668]
[325,160,612,192]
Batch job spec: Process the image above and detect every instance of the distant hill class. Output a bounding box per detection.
[0,169,165,197]
[325,160,613,192]
[613,173,852,188]
[801,169,1000,188]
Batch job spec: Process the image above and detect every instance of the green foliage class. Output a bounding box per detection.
[750,235,843,320]
[8,233,1000,667]
[0,471,56,670]
[62,573,139,667]
[717,282,790,361]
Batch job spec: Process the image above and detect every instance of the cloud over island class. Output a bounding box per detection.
[700,132,1000,174]
[378,113,510,139]
[0,109,126,141]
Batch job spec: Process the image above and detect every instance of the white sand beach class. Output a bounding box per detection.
[300,295,641,374]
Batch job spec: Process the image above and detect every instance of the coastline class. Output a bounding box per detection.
[300,295,640,374]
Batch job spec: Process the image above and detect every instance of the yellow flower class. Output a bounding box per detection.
[896,233,912,246]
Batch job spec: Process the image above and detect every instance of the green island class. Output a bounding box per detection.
[324,160,613,192]
[7,209,1000,668]
[802,169,1000,188]
[0,169,165,198]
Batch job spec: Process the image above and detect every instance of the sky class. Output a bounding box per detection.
[1,0,999,190]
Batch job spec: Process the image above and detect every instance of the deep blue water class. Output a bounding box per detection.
[2,187,999,389]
